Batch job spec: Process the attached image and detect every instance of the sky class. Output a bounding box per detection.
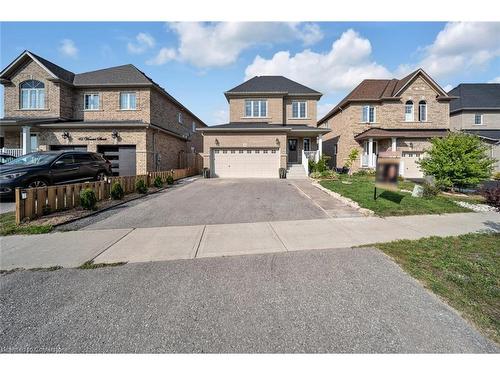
[1,22,499,124]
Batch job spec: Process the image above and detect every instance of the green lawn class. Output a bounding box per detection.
[375,232,500,344]
[320,176,470,216]
[0,212,53,236]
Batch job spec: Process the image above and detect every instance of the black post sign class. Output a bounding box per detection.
[374,155,400,200]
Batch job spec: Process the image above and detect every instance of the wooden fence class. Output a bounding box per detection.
[15,167,198,224]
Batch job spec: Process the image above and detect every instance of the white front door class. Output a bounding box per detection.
[211,148,280,178]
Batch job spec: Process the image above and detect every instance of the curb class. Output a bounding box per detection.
[311,180,375,216]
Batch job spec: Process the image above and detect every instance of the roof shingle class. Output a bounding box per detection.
[448,84,500,112]
[226,76,321,96]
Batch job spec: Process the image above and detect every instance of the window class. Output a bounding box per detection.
[474,113,483,125]
[303,138,310,151]
[74,154,93,163]
[404,101,414,122]
[192,121,196,132]
[292,101,307,118]
[84,93,100,110]
[362,105,376,123]
[178,112,183,124]
[20,80,45,109]
[418,101,427,122]
[120,92,136,110]
[244,99,267,117]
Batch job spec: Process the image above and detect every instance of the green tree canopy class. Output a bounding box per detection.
[418,133,495,190]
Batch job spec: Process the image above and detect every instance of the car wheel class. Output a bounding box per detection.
[95,171,107,181]
[27,179,48,188]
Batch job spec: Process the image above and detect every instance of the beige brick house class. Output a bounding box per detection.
[200,76,329,178]
[317,69,453,178]
[0,50,206,175]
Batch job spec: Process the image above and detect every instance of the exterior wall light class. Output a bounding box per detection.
[111,129,119,139]
[62,131,70,140]
[276,138,280,146]
[215,138,220,146]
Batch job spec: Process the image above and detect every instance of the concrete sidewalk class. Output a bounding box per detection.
[1,211,498,270]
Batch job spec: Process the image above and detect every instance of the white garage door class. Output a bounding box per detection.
[211,148,280,178]
[401,151,424,178]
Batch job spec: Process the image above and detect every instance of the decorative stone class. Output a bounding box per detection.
[412,185,424,197]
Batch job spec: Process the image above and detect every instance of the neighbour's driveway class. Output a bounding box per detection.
[0,248,496,353]
[66,179,334,230]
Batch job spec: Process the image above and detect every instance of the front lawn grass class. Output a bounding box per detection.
[0,212,53,236]
[320,175,470,216]
[375,232,500,344]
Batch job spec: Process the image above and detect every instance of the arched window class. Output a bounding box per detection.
[404,100,414,122]
[20,80,45,109]
[418,100,427,122]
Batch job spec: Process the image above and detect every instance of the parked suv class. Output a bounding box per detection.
[0,151,112,197]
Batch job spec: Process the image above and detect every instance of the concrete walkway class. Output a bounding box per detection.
[1,211,498,270]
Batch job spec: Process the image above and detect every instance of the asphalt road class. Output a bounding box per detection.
[60,179,329,231]
[0,248,496,353]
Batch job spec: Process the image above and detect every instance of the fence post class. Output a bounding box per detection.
[15,188,24,224]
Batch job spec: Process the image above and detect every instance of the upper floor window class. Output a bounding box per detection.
[192,121,196,132]
[362,105,376,123]
[84,93,100,110]
[404,100,414,122]
[418,100,427,122]
[20,80,45,109]
[178,112,183,124]
[474,113,483,125]
[120,92,136,110]
[245,99,267,117]
[292,101,307,118]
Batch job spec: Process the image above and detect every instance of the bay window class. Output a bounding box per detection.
[244,99,267,117]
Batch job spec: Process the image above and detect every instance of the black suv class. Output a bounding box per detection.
[0,151,112,198]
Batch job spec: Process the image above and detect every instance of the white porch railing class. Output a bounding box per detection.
[361,153,377,168]
[304,150,320,162]
[302,150,309,175]
[1,148,24,157]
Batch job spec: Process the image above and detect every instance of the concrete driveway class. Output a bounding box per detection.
[63,178,357,230]
[0,248,496,353]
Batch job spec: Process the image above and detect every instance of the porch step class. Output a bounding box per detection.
[286,164,308,179]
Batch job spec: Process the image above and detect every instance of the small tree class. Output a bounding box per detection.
[418,133,495,191]
[344,148,360,176]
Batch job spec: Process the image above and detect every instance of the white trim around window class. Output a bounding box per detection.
[178,112,183,124]
[362,105,376,123]
[20,80,45,109]
[292,100,307,119]
[404,100,414,122]
[418,100,427,122]
[120,92,137,110]
[83,93,100,111]
[474,113,483,125]
[244,99,268,118]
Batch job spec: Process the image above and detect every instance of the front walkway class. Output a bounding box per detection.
[1,211,498,270]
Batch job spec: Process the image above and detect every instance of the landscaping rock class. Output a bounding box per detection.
[454,201,497,212]
[412,185,424,198]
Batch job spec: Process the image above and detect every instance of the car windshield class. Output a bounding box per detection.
[5,153,58,166]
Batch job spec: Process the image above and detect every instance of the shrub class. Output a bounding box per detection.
[353,169,375,177]
[166,174,174,185]
[418,133,495,191]
[80,188,97,210]
[320,170,337,179]
[135,179,148,194]
[153,176,164,188]
[308,159,316,173]
[110,181,124,200]
[492,172,500,181]
[481,186,500,211]
[310,171,322,179]
[345,148,360,175]
[422,182,440,198]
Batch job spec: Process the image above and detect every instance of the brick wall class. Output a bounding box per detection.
[146,128,188,171]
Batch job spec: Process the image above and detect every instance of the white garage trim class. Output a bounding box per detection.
[211,148,280,178]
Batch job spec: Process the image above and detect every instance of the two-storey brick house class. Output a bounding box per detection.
[448,83,500,172]
[200,76,329,178]
[317,69,453,178]
[0,51,206,175]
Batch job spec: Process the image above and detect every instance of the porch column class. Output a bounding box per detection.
[22,126,31,155]
[318,135,323,159]
[391,137,397,152]
[368,138,374,167]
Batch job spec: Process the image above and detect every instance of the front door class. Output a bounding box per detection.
[288,139,298,163]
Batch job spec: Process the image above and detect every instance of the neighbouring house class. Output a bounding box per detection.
[448,83,500,173]
[199,76,329,178]
[0,50,206,176]
[317,69,454,179]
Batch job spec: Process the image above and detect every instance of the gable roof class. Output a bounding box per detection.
[448,84,500,113]
[225,76,322,99]
[0,50,207,127]
[318,68,450,125]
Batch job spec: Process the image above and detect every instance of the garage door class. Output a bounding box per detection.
[97,145,136,176]
[211,148,279,178]
[401,151,424,178]
[50,145,88,151]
